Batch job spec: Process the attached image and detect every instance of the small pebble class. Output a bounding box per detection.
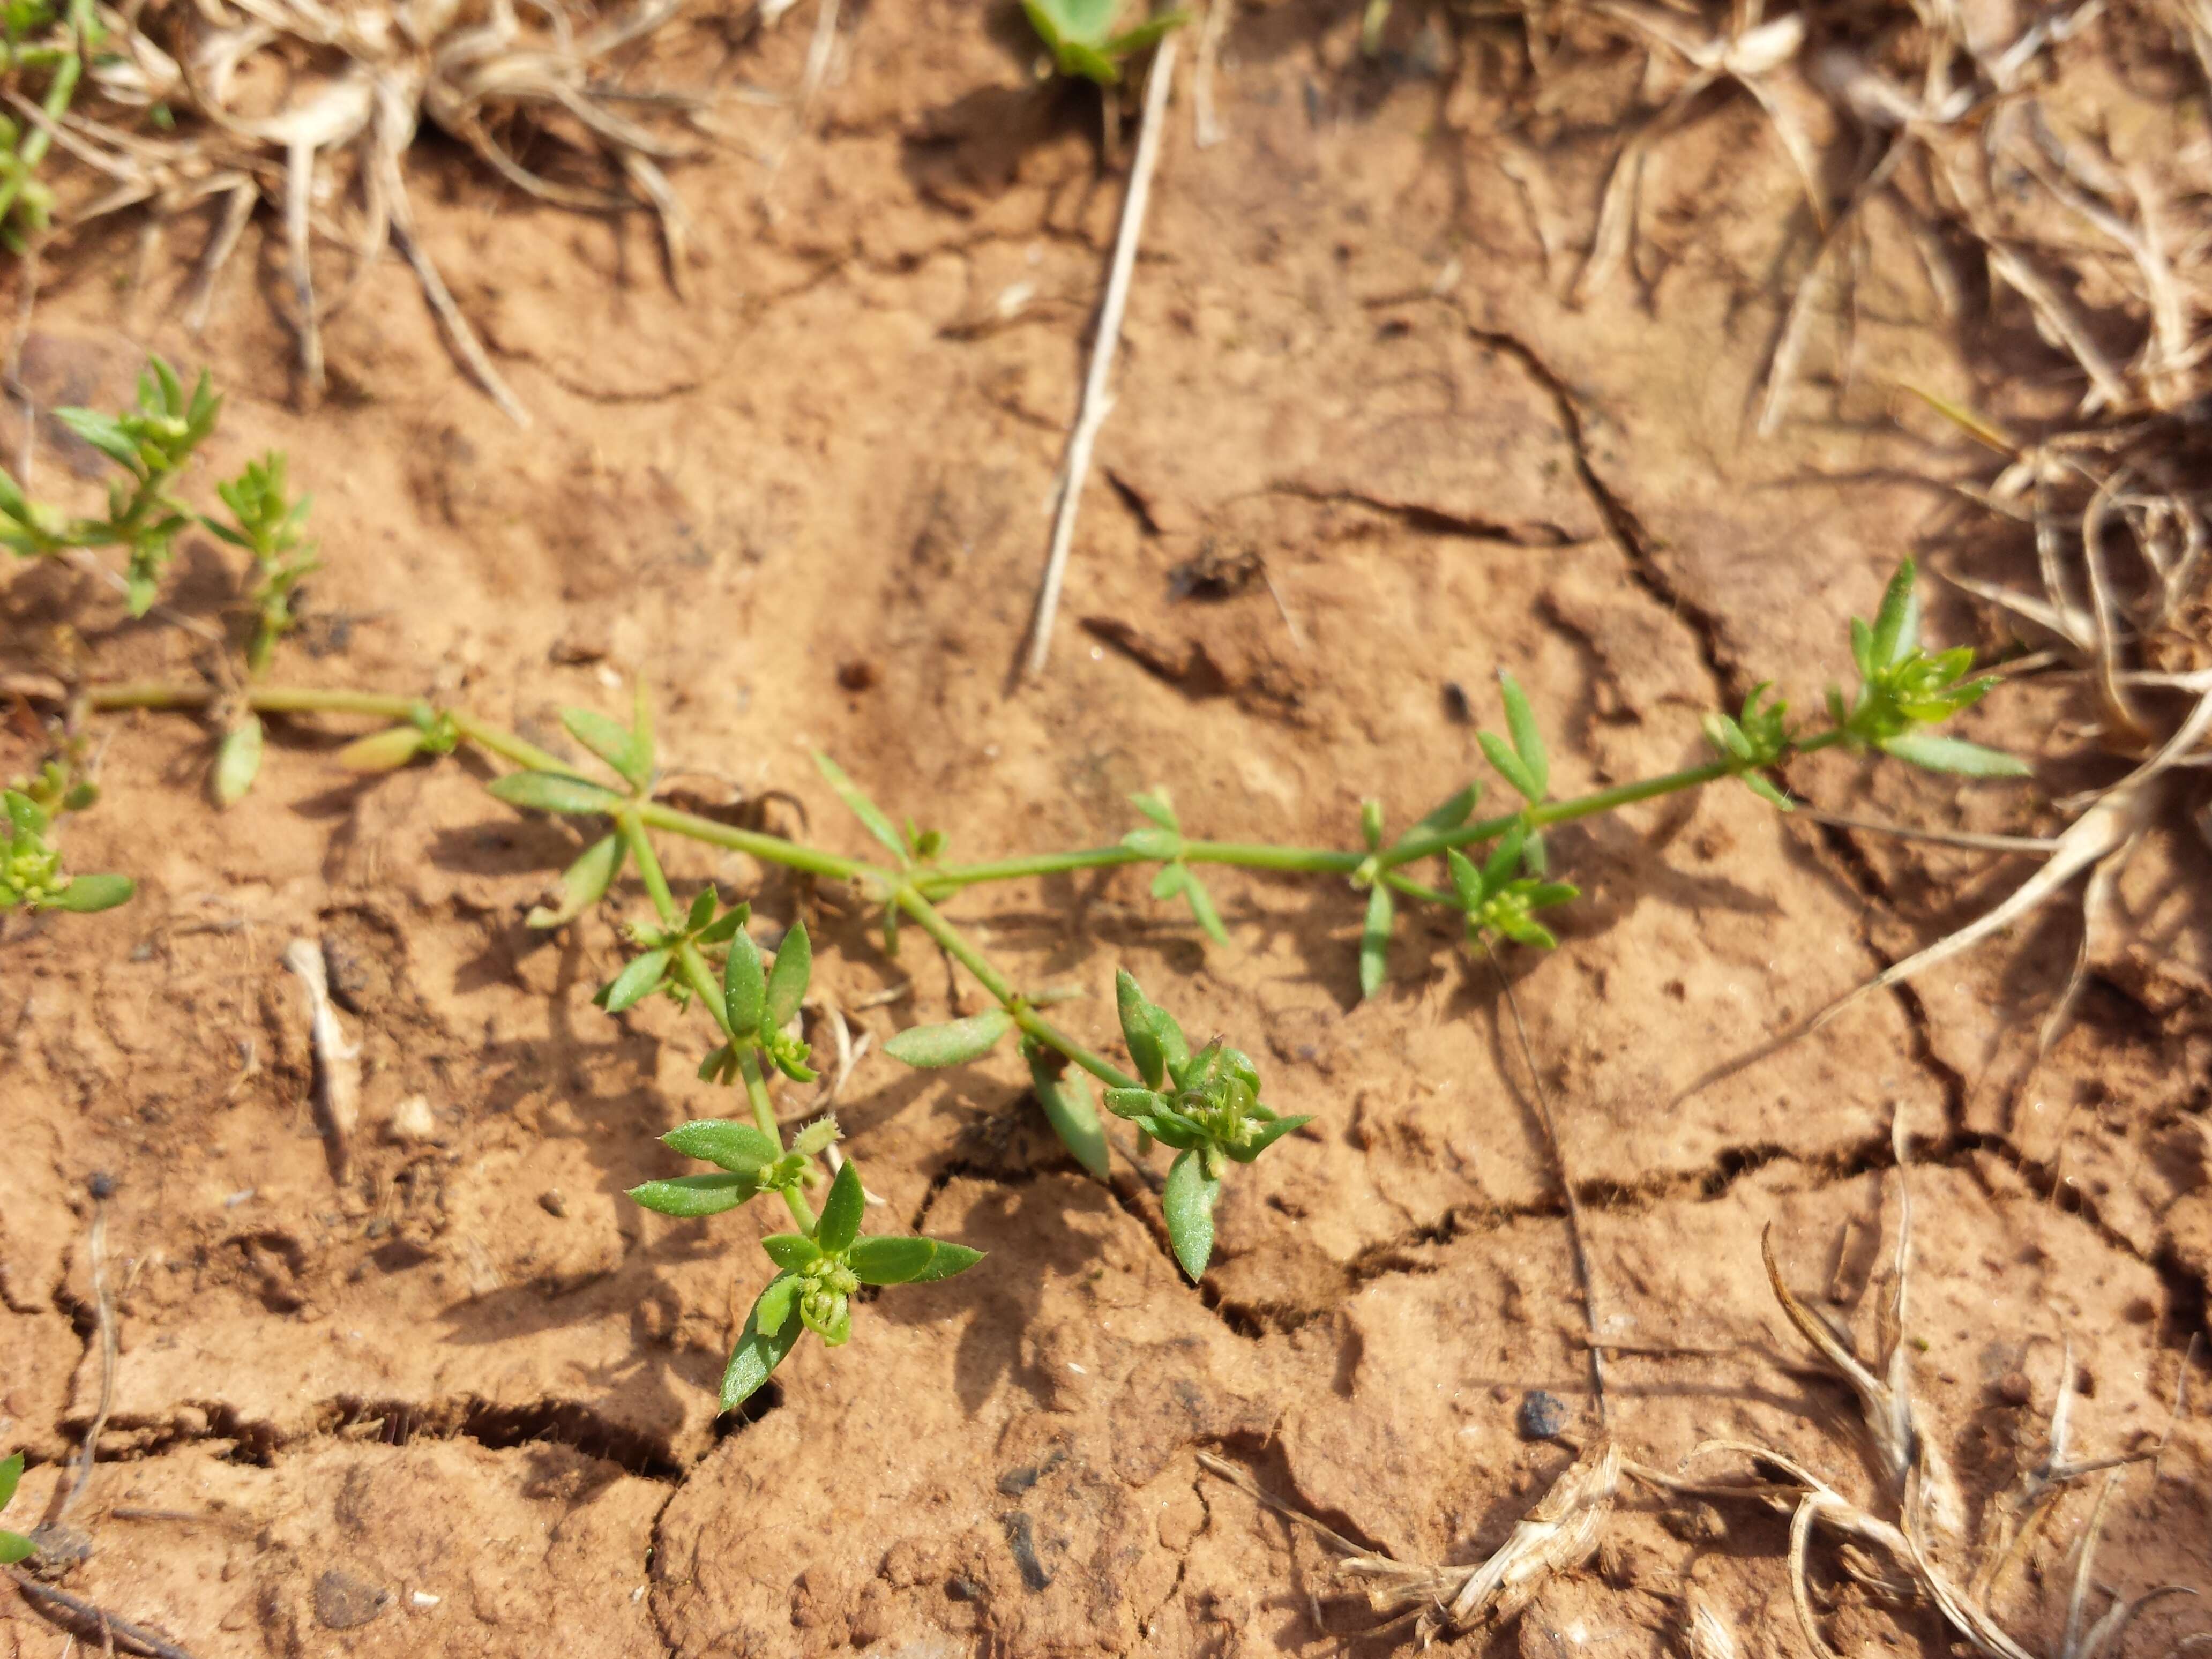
[538,1190,568,1219]
[385,1095,437,1145]
[1516,1388,1569,1440]
[87,1171,117,1201]
[315,1568,391,1631]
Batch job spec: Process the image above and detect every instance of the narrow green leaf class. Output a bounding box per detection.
[1222,1114,1312,1162]
[1477,731,1542,803]
[908,1239,985,1282]
[1446,847,1481,909]
[1878,732,2032,778]
[53,408,139,469]
[1162,1149,1221,1281]
[213,715,263,809]
[1103,12,1188,54]
[1522,881,1581,910]
[1149,862,1188,901]
[814,752,909,861]
[760,1233,821,1271]
[562,707,649,789]
[1498,671,1549,798]
[1028,1053,1110,1180]
[697,901,749,945]
[1743,773,1793,810]
[884,1008,1015,1068]
[487,771,623,816]
[1103,1086,1164,1119]
[685,888,718,935]
[0,1452,21,1511]
[1870,560,1920,669]
[1116,969,1168,1087]
[601,947,670,1013]
[1500,916,1560,949]
[1703,712,1754,762]
[1180,869,1229,946]
[335,726,428,773]
[1359,799,1385,851]
[721,1273,803,1410]
[1481,820,1529,889]
[3,791,43,834]
[816,1158,865,1254]
[1359,882,1393,999]
[764,920,812,1029]
[1130,789,1179,831]
[1400,782,1479,845]
[1848,617,1875,682]
[663,1120,781,1172]
[724,927,766,1035]
[627,1173,753,1217]
[47,873,133,913]
[846,1235,935,1284]
[528,832,623,929]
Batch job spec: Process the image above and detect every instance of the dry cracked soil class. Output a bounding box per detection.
[3,1,2210,1655]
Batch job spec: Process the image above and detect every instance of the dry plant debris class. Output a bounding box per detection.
[17,0,711,421]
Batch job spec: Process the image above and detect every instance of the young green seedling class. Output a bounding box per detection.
[0,787,131,914]
[1020,0,1188,82]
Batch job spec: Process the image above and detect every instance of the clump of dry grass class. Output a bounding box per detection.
[13,0,716,422]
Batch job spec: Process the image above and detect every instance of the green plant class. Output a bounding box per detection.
[21,365,2034,1411]
[0,357,220,615]
[0,0,96,250]
[1,780,130,914]
[1019,0,1187,82]
[0,1451,33,1563]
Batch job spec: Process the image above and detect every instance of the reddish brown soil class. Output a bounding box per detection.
[3,2,2209,1655]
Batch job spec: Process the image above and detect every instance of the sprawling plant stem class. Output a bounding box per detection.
[81,677,1845,1106]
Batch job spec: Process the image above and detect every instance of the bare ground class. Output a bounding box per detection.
[3,1,2209,1655]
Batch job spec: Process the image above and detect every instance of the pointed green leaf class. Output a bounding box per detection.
[487,771,624,816]
[1162,1148,1221,1281]
[663,1120,781,1172]
[765,921,812,1029]
[884,1008,1015,1068]
[1482,820,1529,889]
[1522,881,1581,910]
[1478,731,1541,804]
[1400,782,1479,845]
[1743,773,1793,810]
[53,408,140,469]
[846,1235,934,1284]
[685,888,718,935]
[1499,916,1560,949]
[1028,1053,1110,1180]
[721,1273,803,1410]
[1878,733,2032,777]
[723,926,766,1035]
[1103,1087,1164,1119]
[907,1238,985,1282]
[336,725,429,773]
[1704,712,1754,762]
[1130,789,1179,831]
[0,1452,21,1510]
[601,947,671,1013]
[627,1173,753,1217]
[1849,617,1875,682]
[1446,847,1481,909]
[1149,862,1188,901]
[560,706,651,791]
[814,752,909,861]
[1498,670,1548,798]
[1222,1113,1312,1162]
[1359,799,1385,851]
[697,901,749,945]
[47,873,133,913]
[529,832,624,929]
[1180,869,1229,946]
[1870,560,1920,669]
[760,1233,822,1272]
[213,715,263,809]
[1359,882,1393,999]
[817,1158,864,1254]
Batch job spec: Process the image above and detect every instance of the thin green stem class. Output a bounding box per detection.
[892,883,1141,1094]
[621,814,678,928]
[742,1049,814,1232]
[674,943,812,1232]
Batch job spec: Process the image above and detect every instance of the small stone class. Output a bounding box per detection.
[537,1190,568,1219]
[315,1568,391,1631]
[1516,1389,1569,1440]
[385,1095,437,1144]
